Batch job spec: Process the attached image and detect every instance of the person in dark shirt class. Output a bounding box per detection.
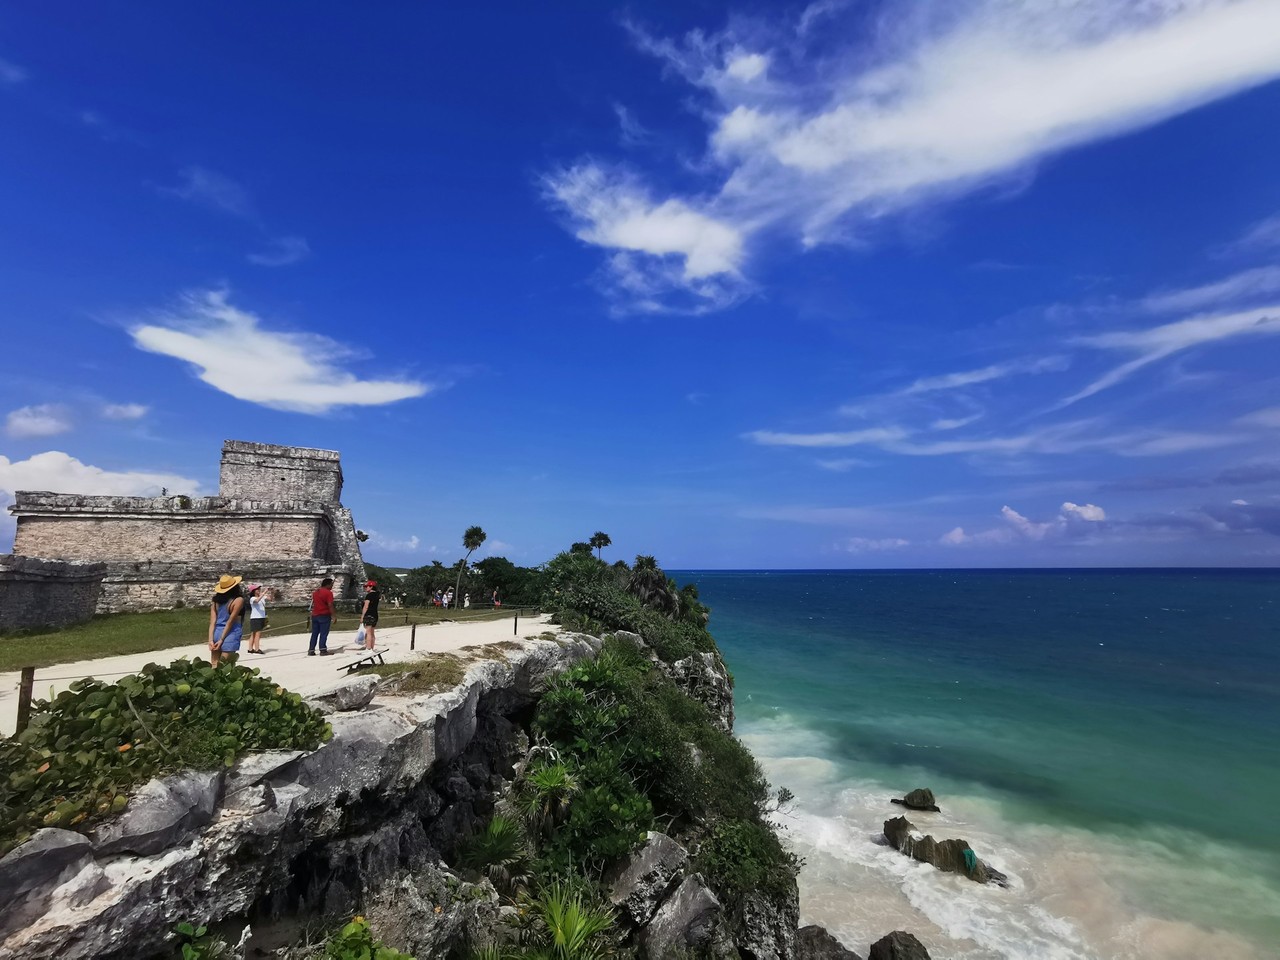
[359,579,380,650]
[309,577,335,656]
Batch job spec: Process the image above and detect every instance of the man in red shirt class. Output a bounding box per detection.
[308,577,336,656]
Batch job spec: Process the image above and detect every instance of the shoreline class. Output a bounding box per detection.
[744,713,1277,960]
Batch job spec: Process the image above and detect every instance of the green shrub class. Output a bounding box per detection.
[324,917,414,960]
[0,658,331,854]
[692,818,800,913]
[173,922,230,960]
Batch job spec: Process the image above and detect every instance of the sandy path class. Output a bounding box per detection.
[0,613,556,736]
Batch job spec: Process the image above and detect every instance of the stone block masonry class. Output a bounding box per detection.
[5,440,367,615]
[0,555,106,633]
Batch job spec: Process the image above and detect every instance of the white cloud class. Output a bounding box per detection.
[128,289,430,414]
[365,531,421,552]
[930,414,983,431]
[5,404,73,438]
[101,402,149,421]
[724,51,769,82]
[0,56,27,85]
[1060,305,1280,408]
[248,235,311,267]
[842,536,909,552]
[1061,501,1106,522]
[1237,407,1280,429]
[544,164,747,311]
[1219,212,1280,256]
[159,166,254,218]
[746,426,908,448]
[614,104,652,146]
[0,451,202,497]
[898,355,1068,395]
[945,499,1108,546]
[815,457,868,472]
[1142,266,1280,313]
[564,1,1280,310]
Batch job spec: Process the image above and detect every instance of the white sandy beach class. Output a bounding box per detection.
[0,613,556,736]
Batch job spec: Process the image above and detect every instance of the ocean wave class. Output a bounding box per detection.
[742,713,1277,960]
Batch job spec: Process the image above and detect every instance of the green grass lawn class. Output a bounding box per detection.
[0,604,538,672]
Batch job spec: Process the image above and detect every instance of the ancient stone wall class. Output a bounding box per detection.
[11,495,329,563]
[97,559,357,614]
[5,441,365,615]
[219,440,343,502]
[0,555,106,633]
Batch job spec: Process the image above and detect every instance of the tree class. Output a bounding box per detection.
[589,531,612,560]
[454,525,487,609]
[569,541,593,556]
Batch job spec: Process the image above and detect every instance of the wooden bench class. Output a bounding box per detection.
[337,647,389,673]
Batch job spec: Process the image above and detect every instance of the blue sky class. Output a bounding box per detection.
[3,1,1280,569]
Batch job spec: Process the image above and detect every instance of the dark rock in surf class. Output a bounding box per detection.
[890,788,940,812]
[868,930,931,960]
[882,816,1009,887]
[797,923,863,959]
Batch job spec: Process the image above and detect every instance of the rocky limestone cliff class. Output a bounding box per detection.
[0,629,809,959]
[0,635,602,960]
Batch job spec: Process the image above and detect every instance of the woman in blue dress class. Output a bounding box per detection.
[209,574,246,667]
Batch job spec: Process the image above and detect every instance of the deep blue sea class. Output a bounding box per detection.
[678,569,1280,960]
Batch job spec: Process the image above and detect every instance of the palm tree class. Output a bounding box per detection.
[588,531,611,560]
[454,525,487,609]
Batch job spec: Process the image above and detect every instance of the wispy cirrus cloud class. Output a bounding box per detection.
[159,166,255,218]
[5,404,73,439]
[1058,305,1280,408]
[1215,210,1280,257]
[0,56,27,85]
[1142,266,1280,314]
[895,355,1068,397]
[129,289,430,414]
[247,235,311,267]
[548,0,1280,311]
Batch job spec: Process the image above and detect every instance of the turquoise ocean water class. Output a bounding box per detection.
[679,570,1280,960]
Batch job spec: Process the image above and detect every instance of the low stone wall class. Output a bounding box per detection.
[97,559,359,614]
[0,555,106,634]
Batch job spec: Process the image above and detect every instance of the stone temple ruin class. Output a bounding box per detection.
[2,441,366,627]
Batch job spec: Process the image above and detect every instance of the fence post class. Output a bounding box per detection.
[15,666,36,735]
[513,612,518,636]
[410,622,416,651]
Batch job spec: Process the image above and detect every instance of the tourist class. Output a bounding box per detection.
[209,574,245,667]
[463,592,471,609]
[358,579,380,650]
[492,588,500,608]
[444,587,454,609]
[434,589,443,607]
[309,577,336,656]
[246,584,268,654]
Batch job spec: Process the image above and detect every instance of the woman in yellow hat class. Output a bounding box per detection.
[209,574,246,667]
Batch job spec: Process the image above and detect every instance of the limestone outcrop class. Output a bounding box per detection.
[797,924,863,959]
[883,816,1009,887]
[0,635,601,960]
[868,930,932,960]
[890,787,940,812]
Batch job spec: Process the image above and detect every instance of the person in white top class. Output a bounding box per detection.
[247,584,268,654]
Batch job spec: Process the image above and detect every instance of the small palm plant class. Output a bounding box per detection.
[459,814,530,896]
[517,761,579,840]
[532,881,614,960]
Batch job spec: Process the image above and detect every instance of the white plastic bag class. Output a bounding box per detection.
[355,625,367,645]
